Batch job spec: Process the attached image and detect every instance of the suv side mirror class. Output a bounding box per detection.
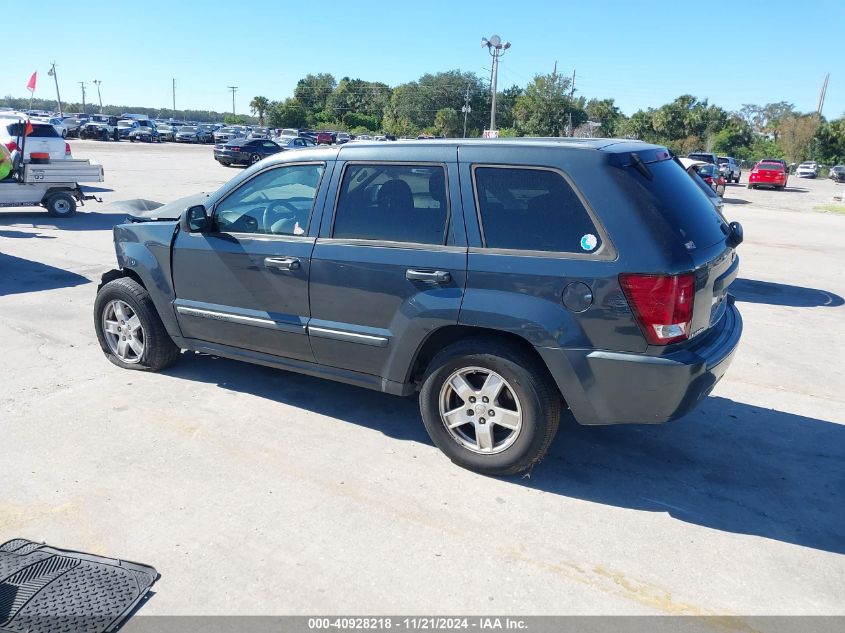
[184,205,209,233]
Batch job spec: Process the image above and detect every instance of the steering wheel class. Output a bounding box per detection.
[262,199,299,231]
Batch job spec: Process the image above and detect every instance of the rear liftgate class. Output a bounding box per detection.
[0,539,157,633]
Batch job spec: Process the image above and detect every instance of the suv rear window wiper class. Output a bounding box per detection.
[630,152,653,181]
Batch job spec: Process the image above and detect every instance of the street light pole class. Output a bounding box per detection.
[172,78,176,114]
[48,62,63,117]
[481,35,511,133]
[78,82,87,114]
[227,86,238,118]
[92,80,103,113]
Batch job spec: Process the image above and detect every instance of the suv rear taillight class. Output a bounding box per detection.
[619,273,696,345]
[65,142,71,156]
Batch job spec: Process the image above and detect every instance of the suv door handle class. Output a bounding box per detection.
[406,269,451,284]
[264,256,301,271]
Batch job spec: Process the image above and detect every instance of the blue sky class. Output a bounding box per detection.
[5,0,844,118]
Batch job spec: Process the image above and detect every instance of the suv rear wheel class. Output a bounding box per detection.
[94,278,181,372]
[419,339,561,475]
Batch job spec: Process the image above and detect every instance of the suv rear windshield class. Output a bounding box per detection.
[6,123,60,138]
[616,158,727,250]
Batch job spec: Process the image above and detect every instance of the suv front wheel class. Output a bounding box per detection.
[419,339,561,475]
[94,277,181,371]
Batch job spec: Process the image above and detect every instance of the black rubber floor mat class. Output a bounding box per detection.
[0,539,157,633]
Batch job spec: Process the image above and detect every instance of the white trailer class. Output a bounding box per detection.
[0,159,104,217]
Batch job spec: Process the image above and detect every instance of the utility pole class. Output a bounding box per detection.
[78,81,87,114]
[481,35,511,134]
[172,78,176,114]
[227,86,238,118]
[461,84,472,138]
[568,69,576,137]
[817,73,829,116]
[92,80,103,113]
[48,62,63,117]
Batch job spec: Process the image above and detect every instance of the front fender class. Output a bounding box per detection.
[112,221,182,337]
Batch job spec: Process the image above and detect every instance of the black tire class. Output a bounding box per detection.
[419,338,561,476]
[113,130,120,142]
[61,130,67,138]
[44,192,77,217]
[129,137,135,143]
[94,277,181,372]
[250,153,261,164]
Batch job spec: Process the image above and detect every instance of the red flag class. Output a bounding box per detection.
[26,71,37,93]
[25,119,34,136]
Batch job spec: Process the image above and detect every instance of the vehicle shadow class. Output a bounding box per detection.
[0,210,130,231]
[0,229,56,239]
[79,186,114,193]
[783,187,808,193]
[731,278,844,307]
[164,352,845,554]
[722,197,751,204]
[0,252,90,296]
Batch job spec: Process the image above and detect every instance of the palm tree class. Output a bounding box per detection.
[250,96,270,128]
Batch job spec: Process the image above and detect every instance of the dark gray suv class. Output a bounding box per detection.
[94,139,743,475]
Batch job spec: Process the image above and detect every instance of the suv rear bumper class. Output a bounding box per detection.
[538,297,742,425]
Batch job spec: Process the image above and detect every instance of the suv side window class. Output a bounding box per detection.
[332,164,448,244]
[473,166,601,253]
[214,163,325,236]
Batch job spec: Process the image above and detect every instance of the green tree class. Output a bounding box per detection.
[619,109,656,141]
[779,114,821,163]
[267,99,308,128]
[816,117,845,164]
[711,117,754,156]
[224,113,247,125]
[513,70,586,136]
[343,112,379,131]
[585,98,622,137]
[249,96,270,127]
[434,108,461,137]
[294,73,337,114]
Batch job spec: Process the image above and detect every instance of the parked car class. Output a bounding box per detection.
[795,161,818,178]
[687,152,718,166]
[157,124,177,142]
[315,131,334,145]
[117,120,139,139]
[276,137,316,150]
[828,164,845,182]
[760,157,789,174]
[34,116,67,138]
[93,139,743,475]
[128,120,160,143]
[175,126,209,143]
[693,163,726,196]
[213,126,246,144]
[61,116,86,138]
[277,128,300,139]
[748,161,789,190]
[336,132,351,145]
[248,128,271,140]
[717,156,741,183]
[80,115,120,141]
[213,138,283,166]
[1,117,72,161]
[678,158,725,217]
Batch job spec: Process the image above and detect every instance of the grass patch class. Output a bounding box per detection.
[814,204,845,215]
